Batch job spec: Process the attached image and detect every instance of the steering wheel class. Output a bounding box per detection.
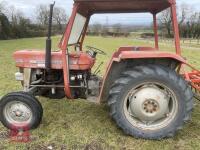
[86,46,107,55]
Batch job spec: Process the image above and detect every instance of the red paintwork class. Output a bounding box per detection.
[13,0,200,99]
[180,64,200,92]
[115,51,186,62]
[61,4,79,98]
[98,47,187,102]
[113,46,185,62]
[170,1,181,55]
[57,0,184,99]
[186,71,200,91]
[13,50,95,70]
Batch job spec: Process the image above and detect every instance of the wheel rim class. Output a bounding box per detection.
[3,101,33,125]
[123,82,178,130]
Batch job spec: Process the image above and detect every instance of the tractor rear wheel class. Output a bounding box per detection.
[0,92,43,130]
[108,64,193,139]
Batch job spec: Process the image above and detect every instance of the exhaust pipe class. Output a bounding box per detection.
[45,2,55,71]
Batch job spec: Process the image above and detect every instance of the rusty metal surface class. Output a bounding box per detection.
[74,0,171,13]
[185,71,200,92]
[180,64,200,98]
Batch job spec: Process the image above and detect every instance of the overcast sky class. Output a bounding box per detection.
[0,0,199,25]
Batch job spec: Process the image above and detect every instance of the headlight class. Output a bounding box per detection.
[15,72,24,81]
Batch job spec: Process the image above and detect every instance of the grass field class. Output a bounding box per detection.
[0,36,200,150]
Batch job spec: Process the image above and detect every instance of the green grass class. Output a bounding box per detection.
[0,36,200,150]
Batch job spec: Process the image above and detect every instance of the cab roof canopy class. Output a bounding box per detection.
[74,0,172,14]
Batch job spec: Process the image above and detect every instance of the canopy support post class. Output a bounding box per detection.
[170,1,181,55]
[153,13,159,50]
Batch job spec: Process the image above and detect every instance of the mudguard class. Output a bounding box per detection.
[98,46,187,103]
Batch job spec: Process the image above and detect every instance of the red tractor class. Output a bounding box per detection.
[0,0,200,140]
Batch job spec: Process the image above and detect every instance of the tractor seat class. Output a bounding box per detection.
[13,50,95,70]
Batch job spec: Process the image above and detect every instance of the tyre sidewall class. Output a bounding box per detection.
[0,94,41,130]
[116,74,186,138]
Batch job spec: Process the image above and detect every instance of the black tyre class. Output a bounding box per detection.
[108,64,193,139]
[0,92,43,130]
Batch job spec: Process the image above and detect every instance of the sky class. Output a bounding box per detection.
[0,0,200,25]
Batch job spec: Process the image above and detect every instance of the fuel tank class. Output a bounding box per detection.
[13,50,95,70]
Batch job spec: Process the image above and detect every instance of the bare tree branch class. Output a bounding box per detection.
[36,5,49,26]
[158,8,172,37]
[53,7,68,31]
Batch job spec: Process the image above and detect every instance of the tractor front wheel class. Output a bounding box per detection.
[108,64,193,139]
[0,92,43,130]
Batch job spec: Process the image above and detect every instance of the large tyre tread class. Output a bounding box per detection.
[108,64,193,139]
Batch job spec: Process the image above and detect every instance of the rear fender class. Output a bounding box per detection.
[98,51,186,103]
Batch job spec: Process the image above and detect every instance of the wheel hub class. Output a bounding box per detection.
[129,86,170,122]
[14,110,23,117]
[4,101,32,124]
[143,100,159,113]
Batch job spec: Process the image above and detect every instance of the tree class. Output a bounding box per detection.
[36,4,68,31]
[0,13,11,39]
[0,3,68,39]
[36,5,49,26]
[4,5,32,38]
[112,23,122,33]
[0,1,5,13]
[158,8,172,37]
[197,13,200,42]
[178,4,191,26]
[178,4,194,38]
[0,3,2,13]
[53,7,68,31]
[90,23,103,35]
[9,6,24,25]
[189,13,199,38]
